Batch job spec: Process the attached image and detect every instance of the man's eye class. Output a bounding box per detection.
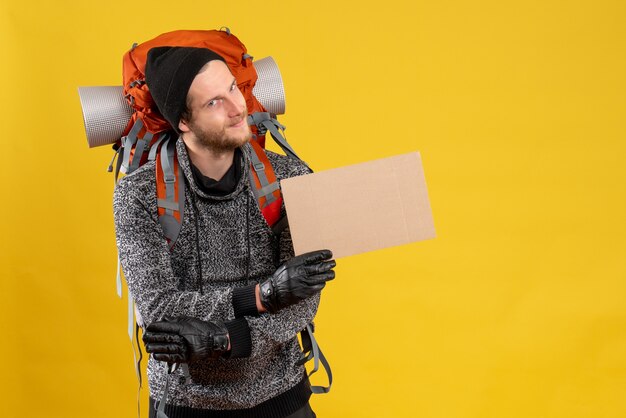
[207,100,217,107]
[230,83,237,92]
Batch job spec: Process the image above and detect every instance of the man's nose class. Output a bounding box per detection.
[225,96,245,117]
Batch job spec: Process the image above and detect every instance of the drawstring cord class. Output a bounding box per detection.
[190,191,204,294]
[246,188,251,280]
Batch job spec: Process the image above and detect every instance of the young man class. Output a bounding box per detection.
[113,46,336,418]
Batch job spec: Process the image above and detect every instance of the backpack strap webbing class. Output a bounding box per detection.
[156,138,185,249]
[116,253,123,298]
[120,119,143,175]
[129,131,153,173]
[133,320,144,417]
[298,323,333,394]
[148,133,169,161]
[248,112,300,160]
[248,140,283,228]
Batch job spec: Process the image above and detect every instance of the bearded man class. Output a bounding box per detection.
[113,46,335,418]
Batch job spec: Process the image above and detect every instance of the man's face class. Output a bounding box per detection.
[178,60,251,153]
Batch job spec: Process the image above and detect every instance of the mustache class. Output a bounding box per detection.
[230,112,248,126]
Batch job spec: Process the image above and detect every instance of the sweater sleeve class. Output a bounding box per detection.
[113,174,241,328]
[245,225,321,359]
[239,158,324,359]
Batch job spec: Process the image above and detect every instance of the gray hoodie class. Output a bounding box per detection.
[113,138,318,416]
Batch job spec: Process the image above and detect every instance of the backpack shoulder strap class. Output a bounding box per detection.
[247,140,283,228]
[156,138,185,249]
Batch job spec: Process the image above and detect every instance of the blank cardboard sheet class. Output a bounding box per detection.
[280,152,436,259]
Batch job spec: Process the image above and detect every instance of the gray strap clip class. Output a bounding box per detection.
[253,161,265,172]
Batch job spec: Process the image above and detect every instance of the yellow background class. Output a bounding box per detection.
[1,0,625,417]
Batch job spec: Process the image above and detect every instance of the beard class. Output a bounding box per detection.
[187,113,252,154]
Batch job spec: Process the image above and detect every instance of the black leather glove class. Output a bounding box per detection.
[259,249,336,314]
[142,316,229,363]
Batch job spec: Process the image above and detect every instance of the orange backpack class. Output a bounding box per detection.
[117,28,300,248]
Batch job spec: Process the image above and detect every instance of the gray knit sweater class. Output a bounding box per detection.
[113,138,317,416]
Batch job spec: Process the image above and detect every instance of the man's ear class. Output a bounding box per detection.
[178,118,191,133]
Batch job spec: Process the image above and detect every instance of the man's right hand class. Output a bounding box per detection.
[142,316,229,363]
[258,249,336,314]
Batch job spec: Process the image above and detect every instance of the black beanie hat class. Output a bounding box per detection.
[145,46,226,132]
